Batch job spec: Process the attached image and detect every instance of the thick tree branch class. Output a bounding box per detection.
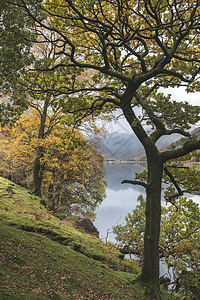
[165,129,191,137]
[120,88,160,155]
[174,54,200,63]
[161,69,192,83]
[166,166,189,169]
[121,180,147,189]
[20,0,131,83]
[161,139,200,162]
[151,129,191,144]
[119,247,142,257]
[163,167,183,196]
[134,91,165,134]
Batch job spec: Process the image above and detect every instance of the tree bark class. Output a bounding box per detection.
[121,99,163,295]
[140,154,163,293]
[32,95,50,197]
[32,154,43,197]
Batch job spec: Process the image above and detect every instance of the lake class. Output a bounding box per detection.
[94,163,146,242]
[94,163,200,278]
[94,163,200,242]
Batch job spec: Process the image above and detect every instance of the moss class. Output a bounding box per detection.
[0,176,173,299]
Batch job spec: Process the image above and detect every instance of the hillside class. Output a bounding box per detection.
[0,177,172,299]
[101,132,143,160]
[101,131,181,160]
[101,127,200,161]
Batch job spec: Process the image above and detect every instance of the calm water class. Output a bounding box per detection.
[94,163,200,242]
[94,163,146,242]
[94,163,200,278]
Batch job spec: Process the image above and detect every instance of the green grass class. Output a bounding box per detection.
[0,177,173,299]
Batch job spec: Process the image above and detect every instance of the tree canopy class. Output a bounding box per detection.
[113,195,200,299]
[0,111,106,220]
[0,0,38,124]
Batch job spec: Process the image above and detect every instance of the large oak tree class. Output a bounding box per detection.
[6,0,200,296]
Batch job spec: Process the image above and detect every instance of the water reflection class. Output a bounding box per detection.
[94,163,200,242]
[104,163,146,192]
[94,163,200,279]
[94,164,146,241]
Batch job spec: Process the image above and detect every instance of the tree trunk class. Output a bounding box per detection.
[121,100,163,296]
[140,154,163,294]
[32,95,50,197]
[33,154,43,197]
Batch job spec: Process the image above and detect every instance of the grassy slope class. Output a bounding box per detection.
[0,177,172,299]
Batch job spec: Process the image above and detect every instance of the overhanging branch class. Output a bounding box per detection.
[164,167,182,195]
[119,247,142,257]
[163,167,189,203]
[121,180,147,189]
[161,139,200,162]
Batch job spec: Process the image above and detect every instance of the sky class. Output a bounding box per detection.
[161,87,200,106]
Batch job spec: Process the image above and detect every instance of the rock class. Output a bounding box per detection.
[75,217,99,237]
[40,199,47,207]
[6,186,15,197]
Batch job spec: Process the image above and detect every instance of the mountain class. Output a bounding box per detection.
[100,127,200,160]
[101,131,181,160]
[100,132,143,160]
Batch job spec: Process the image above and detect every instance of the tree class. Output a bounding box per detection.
[8,0,200,296]
[0,0,39,125]
[5,25,88,196]
[1,5,106,213]
[0,111,106,219]
[113,195,200,299]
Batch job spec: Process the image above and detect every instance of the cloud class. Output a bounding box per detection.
[160,87,200,106]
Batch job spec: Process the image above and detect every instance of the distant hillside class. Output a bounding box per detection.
[158,126,200,152]
[100,132,143,160]
[192,127,200,136]
[0,177,172,299]
[100,130,185,160]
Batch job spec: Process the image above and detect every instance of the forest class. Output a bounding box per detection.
[0,1,200,299]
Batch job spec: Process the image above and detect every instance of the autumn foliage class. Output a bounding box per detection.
[0,112,106,219]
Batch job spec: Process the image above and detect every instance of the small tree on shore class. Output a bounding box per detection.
[113,195,200,299]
